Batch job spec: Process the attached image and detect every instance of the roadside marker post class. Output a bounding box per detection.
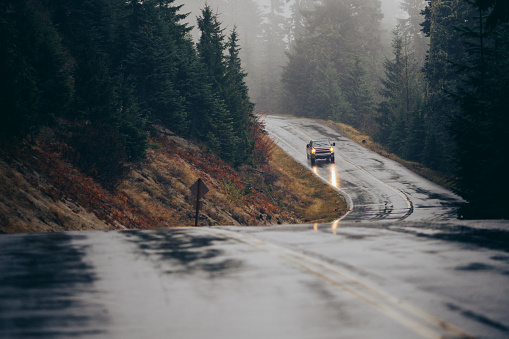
[190,178,209,226]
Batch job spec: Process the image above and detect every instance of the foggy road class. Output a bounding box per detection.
[2,0,508,336]
[1,117,509,338]
[261,115,464,222]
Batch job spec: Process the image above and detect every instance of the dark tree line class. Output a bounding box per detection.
[446,0,509,218]
[280,0,509,218]
[1,0,255,182]
[406,0,509,218]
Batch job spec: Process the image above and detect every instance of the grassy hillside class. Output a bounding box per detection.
[0,126,347,234]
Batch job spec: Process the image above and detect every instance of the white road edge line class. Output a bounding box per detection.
[273,118,412,221]
[335,152,413,220]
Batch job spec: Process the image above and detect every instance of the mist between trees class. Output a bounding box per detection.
[178,0,509,219]
[1,0,508,218]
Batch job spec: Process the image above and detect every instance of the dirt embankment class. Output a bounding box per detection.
[0,127,346,234]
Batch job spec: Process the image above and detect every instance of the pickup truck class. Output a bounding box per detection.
[306,139,335,165]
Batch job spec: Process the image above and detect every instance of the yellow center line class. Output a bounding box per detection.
[269,242,475,339]
[204,228,475,339]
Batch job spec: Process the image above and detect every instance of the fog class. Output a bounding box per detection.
[175,0,404,40]
[175,0,404,42]
[174,0,408,111]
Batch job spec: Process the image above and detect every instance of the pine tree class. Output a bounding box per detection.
[403,111,426,161]
[376,27,422,155]
[288,0,316,43]
[342,56,375,128]
[197,5,226,92]
[196,5,236,164]
[51,0,149,182]
[224,27,255,166]
[256,0,288,112]
[309,61,351,122]
[399,0,429,65]
[376,29,405,146]
[421,125,440,168]
[1,0,258,173]
[419,0,471,173]
[450,1,509,218]
[280,0,383,123]
[0,0,72,139]
[117,0,188,133]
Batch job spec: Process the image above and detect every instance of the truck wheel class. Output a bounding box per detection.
[331,156,335,163]
[311,158,315,165]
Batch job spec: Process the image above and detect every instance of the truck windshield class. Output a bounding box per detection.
[313,141,330,147]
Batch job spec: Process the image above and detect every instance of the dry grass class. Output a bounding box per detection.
[0,155,118,234]
[1,123,349,233]
[270,146,347,223]
[323,120,458,191]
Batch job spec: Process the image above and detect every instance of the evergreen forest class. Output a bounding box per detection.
[2,0,509,219]
[1,0,255,183]
[279,0,509,219]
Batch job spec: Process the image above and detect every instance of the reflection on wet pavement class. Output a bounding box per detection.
[418,227,509,253]
[123,229,243,277]
[331,219,339,235]
[446,303,509,333]
[330,165,338,188]
[0,233,108,338]
[262,115,464,222]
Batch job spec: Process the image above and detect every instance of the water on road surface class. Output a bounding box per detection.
[1,225,509,338]
[1,116,508,339]
[261,115,463,222]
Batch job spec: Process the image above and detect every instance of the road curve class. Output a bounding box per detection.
[261,115,463,222]
[2,224,509,338]
[3,117,508,339]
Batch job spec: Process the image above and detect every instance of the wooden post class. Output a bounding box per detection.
[195,178,201,226]
[190,178,208,227]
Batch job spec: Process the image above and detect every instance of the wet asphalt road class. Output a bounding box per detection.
[261,115,464,222]
[1,224,509,338]
[1,116,509,338]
